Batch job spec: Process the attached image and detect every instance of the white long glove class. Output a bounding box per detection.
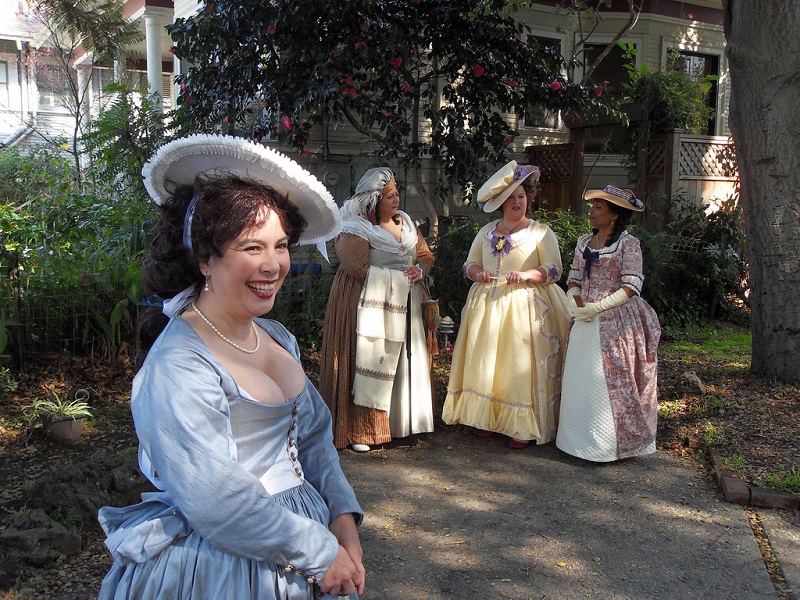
[569,287,631,322]
[566,286,582,302]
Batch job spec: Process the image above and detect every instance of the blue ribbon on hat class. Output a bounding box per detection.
[582,246,599,280]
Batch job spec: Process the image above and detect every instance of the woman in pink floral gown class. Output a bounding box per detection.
[556,186,661,462]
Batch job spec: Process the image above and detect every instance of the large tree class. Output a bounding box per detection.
[723,1,800,383]
[168,0,616,235]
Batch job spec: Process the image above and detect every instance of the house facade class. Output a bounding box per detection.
[1,0,730,218]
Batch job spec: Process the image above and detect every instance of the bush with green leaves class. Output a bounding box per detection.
[428,216,483,325]
[0,144,152,363]
[634,191,747,328]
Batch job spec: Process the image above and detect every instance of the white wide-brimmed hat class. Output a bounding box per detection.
[477,161,541,213]
[584,185,645,212]
[142,134,342,246]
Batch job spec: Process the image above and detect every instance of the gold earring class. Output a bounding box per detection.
[204,275,210,292]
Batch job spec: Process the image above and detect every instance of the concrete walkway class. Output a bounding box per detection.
[339,426,786,599]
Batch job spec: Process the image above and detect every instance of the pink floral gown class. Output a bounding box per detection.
[556,231,661,461]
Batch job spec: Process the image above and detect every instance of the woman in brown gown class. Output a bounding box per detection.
[319,168,434,452]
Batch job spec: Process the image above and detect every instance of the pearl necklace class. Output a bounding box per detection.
[192,301,261,354]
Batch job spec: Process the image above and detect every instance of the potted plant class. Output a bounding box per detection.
[33,391,93,442]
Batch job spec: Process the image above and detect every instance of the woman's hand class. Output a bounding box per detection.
[466,265,492,283]
[318,545,363,597]
[506,267,546,284]
[327,513,365,595]
[404,264,423,286]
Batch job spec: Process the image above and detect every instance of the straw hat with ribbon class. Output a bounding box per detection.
[584,185,645,212]
[142,134,342,249]
[477,160,541,213]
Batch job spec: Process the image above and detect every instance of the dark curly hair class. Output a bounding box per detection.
[137,175,307,358]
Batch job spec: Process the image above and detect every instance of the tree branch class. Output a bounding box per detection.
[580,1,641,85]
[341,105,385,143]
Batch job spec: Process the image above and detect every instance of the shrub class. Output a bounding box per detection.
[634,191,747,328]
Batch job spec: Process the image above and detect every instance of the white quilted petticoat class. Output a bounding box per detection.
[557,318,653,462]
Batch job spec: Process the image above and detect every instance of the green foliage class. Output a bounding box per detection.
[31,389,92,421]
[533,208,591,287]
[428,216,482,324]
[0,145,77,205]
[34,0,143,64]
[633,192,747,328]
[267,253,333,350]
[720,453,745,475]
[83,81,168,200]
[0,145,151,361]
[619,43,716,180]
[659,323,751,372]
[702,421,716,445]
[759,469,800,494]
[167,0,618,203]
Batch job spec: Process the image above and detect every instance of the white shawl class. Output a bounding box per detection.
[353,266,410,412]
[340,211,419,256]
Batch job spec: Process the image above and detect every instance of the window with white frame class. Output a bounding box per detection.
[37,62,71,110]
[580,41,636,153]
[671,50,719,135]
[0,61,9,108]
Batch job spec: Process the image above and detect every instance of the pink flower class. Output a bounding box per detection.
[386,111,393,117]
[222,117,228,123]
[389,56,402,68]
[342,86,358,97]
[502,137,512,145]
[473,64,485,77]
[550,81,561,91]
[282,116,292,130]
[267,25,276,35]
[402,83,410,94]
[187,95,195,106]
[300,150,309,158]
[505,78,517,87]
[180,83,187,93]
[355,41,368,51]
[595,84,604,96]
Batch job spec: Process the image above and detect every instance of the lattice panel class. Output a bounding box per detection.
[680,141,738,178]
[646,140,666,177]
[526,145,572,181]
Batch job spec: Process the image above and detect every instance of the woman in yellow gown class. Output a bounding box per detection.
[442,161,570,449]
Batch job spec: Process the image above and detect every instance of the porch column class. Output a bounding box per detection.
[144,11,164,110]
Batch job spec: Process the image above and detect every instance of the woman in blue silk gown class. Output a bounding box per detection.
[97,135,364,599]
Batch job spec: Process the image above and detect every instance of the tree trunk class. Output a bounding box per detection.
[723,0,800,382]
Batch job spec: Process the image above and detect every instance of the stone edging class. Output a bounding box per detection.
[707,446,800,510]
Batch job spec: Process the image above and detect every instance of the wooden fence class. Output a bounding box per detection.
[525,130,739,226]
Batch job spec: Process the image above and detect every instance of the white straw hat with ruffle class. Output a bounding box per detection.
[142,134,342,246]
